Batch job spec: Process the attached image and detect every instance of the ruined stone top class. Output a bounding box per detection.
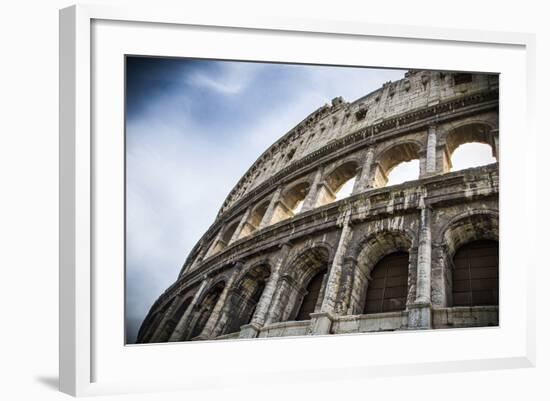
[216,70,498,217]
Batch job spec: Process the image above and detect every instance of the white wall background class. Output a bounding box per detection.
[0,0,548,400]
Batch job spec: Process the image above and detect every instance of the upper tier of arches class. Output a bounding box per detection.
[199,115,498,265]
[217,71,498,216]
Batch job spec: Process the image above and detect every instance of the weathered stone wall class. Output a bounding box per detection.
[137,69,499,344]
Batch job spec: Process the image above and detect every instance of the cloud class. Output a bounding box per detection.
[187,62,266,95]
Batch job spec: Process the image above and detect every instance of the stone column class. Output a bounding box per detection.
[210,289,239,339]
[168,277,210,341]
[240,243,291,338]
[427,71,441,106]
[335,256,357,315]
[425,124,438,176]
[353,148,374,193]
[301,168,323,212]
[311,211,354,335]
[196,265,241,340]
[491,129,499,161]
[408,195,433,329]
[259,187,282,229]
[264,277,293,326]
[229,207,252,244]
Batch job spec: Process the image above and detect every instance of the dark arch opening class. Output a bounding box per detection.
[189,282,225,339]
[295,268,327,321]
[223,265,271,334]
[452,240,499,307]
[363,251,409,314]
[157,296,192,342]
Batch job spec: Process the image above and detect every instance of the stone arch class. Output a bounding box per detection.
[221,220,240,245]
[372,140,423,188]
[205,218,241,256]
[434,209,499,307]
[345,229,415,315]
[272,245,331,323]
[436,209,499,257]
[221,262,272,335]
[316,160,360,207]
[283,245,331,287]
[271,179,311,224]
[441,121,498,172]
[241,199,271,237]
[354,229,414,280]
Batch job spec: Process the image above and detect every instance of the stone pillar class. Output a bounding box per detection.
[240,243,292,338]
[408,195,433,329]
[353,148,374,193]
[229,207,252,244]
[311,211,354,335]
[259,187,282,229]
[335,256,357,315]
[430,244,447,308]
[301,168,323,212]
[427,71,441,106]
[168,276,210,341]
[264,278,292,325]
[425,124,438,175]
[196,265,241,340]
[491,129,499,161]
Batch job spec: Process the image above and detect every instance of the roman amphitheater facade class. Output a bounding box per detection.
[137,70,499,343]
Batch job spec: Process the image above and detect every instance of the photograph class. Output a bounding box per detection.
[126,57,499,344]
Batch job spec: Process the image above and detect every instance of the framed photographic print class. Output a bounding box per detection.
[59,4,536,397]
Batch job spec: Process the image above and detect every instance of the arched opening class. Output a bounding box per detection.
[444,123,497,172]
[221,220,239,245]
[295,268,327,320]
[363,251,409,314]
[271,181,310,225]
[206,220,241,256]
[239,200,270,238]
[452,239,498,307]
[275,246,330,323]
[350,230,413,316]
[386,160,420,186]
[223,265,271,335]
[373,142,421,188]
[439,211,499,308]
[316,161,359,207]
[450,143,496,171]
[189,281,225,340]
[157,296,192,342]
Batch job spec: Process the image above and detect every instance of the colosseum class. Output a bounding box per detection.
[137,69,499,343]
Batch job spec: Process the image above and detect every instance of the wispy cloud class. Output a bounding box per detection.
[187,62,266,95]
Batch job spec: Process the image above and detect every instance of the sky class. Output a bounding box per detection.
[124,57,494,344]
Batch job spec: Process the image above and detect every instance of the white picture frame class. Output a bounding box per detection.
[59,4,536,397]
